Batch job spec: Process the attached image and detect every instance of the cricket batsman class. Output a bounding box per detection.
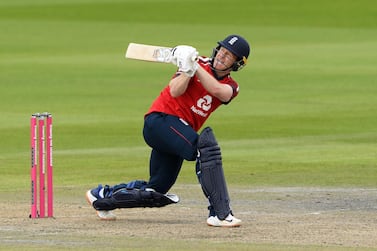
[86,34,251,227]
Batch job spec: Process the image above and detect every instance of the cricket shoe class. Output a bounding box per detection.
[86,185,116,221]
[206,214,241,227]
[144,188,180,204]
[164,193,180,203]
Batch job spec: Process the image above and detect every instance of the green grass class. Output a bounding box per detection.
[0,0,377,250]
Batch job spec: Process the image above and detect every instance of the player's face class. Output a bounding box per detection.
[213,47,237,71]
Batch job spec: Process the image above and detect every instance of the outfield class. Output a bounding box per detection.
[0,0,377,250]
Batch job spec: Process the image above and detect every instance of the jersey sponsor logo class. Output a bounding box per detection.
[197,95,212,111]
[191,95,212,117]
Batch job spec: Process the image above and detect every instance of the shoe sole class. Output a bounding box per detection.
[85,190,116,221]
[165,193,180,203]
[207,222,241,228]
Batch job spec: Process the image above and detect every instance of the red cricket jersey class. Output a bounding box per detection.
[146,57,239,131]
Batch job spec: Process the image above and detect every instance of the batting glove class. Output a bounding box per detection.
[171,45,198,64]
[183,61,199,77]
[171,45,199,77]
[177,51,198,76]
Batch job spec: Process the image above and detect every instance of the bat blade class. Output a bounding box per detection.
[125,43,173,63]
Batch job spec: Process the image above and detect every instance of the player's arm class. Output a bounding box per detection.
[169,45,234,101]
[169,45,198,97]
[169,73,191,97]
[195,66,233,103]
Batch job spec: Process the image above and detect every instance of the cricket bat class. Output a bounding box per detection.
[125,43,173,63]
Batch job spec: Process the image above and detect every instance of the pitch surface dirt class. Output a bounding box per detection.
[1,185,377,250]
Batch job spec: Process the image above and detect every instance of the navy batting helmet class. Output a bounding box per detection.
[214,34,250,71]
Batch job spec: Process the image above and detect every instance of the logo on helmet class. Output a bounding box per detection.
[228,37,238,46]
